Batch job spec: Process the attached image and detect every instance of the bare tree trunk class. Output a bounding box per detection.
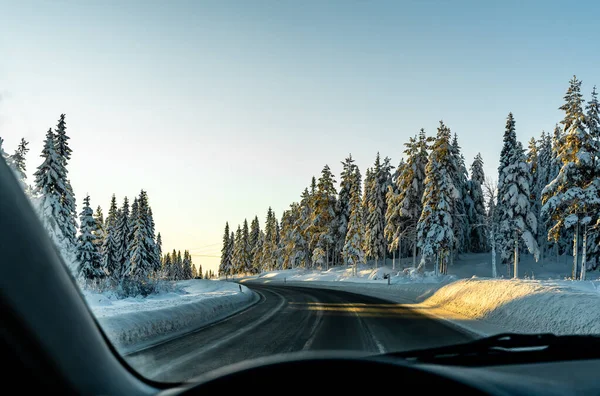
[513,231,519,279]
[572,223,579,280]
[398,243,401,270]
[490,229,497,278]
[392,249,396,270]
[580,225,587,281]
[413,234,417,269]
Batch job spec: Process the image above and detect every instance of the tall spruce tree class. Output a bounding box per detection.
[77,195,104,282]
[364,154,386,267]
[417,121,457,274]
[497,115,539,277]
[310,165,337,269]
[53,114,78,254]
[468,153,488,252]
[34,129,70,262]
[342,165,365,274]
[219,222,231,276]
[8,138,30,193]
[102,195,120,278]
[114,197,130,280]
[542,76,599,279]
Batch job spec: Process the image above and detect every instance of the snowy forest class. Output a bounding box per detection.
[219,76,599,280]
[1,115,205,297]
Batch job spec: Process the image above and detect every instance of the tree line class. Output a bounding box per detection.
[219,76,599,279]
[1,115,205,296]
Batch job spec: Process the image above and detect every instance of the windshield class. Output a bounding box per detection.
[1,0,599,384]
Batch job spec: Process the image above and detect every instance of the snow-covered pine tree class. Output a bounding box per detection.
[497,115,539,278]
[275,216,283,270]
[550,125,563,179]
[126,191,154,292]
[34,129,70,265]
[146,206,160,274]
[197,263,203,279]
[482,178,499,277]
[192,261,198,279]
[262,207,278,271]
[232,225,244,274]
[114,197,130,280]
[549,124,571,256]
[450,133,470,256]
[496,112,519,268]
[468,153,488,252]
[362,168,373,233]
[275,217,280,247]
[336,154,355,265]
[283,206,303,269]
[182,250,193,279]
[364,154,386,268]
[102,195,120,279]
[584,86,600,271]
[249,216,260,265]
[310,165,338,269]
[294,186,313,268]
[386,130,431,268]
[93,206,105,253]
[417,121,457,274]
[227,231,235,276]
[535,131,554,260]
[188,252,195,279]
[219,222,230,277]
[129,197,139,252]
[542,77,600,279]
[77,195,104,283]
[384,157,404,269]
[242,219,251,273]
[343,165,365,274]
[379,155,394,260]
[172,249,181,280]
[251,230,265,273]
[176,250,183,279]
[391,158,405,187]
[8,138,30,194]
[587,86,600,142]
[53,114,78,255]
[156,232,163,277]
[526,137,540,245]
[163,253,173,280]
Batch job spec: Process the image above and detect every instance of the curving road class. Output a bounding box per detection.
[125,283,473,382]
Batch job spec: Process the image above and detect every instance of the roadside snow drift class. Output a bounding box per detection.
[422,278,600,335]
[84,280,258,354]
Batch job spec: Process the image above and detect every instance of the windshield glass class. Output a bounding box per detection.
[1,0,599,384]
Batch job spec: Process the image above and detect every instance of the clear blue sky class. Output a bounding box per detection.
[1,0,598,273]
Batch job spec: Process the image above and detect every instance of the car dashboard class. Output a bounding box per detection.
[160,351,600,396]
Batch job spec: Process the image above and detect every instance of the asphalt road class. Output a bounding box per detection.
[125,283,474,382]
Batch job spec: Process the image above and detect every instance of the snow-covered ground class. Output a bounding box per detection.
[84,280,258,354]
[240,252,600,337]
[243,263,456,284]
[241,252,599,284]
